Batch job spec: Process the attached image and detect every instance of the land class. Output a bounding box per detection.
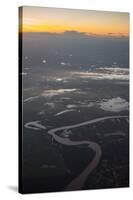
[21,33,129,193]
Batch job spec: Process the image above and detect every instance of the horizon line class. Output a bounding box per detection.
[18,29,129,38]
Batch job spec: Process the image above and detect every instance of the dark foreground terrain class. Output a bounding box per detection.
[20,32,129,193]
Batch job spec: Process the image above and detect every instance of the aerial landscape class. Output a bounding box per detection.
[19,6,129,193]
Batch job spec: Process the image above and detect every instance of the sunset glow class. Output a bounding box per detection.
[20,6,129,37]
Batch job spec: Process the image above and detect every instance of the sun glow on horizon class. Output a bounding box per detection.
[19,6,129,37]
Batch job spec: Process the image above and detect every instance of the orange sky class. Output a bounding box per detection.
[20,6,129,37]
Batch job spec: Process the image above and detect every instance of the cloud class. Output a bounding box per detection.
[63,30,88,37]
[35,30,89,37]
[99,97,129,112]
[23,30,129,38]
[70,67,129,81]
[41,89,78,97]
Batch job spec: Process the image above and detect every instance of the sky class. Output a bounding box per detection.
[20,6,129,37]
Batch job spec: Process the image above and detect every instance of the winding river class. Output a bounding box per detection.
[25,115,128,190]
